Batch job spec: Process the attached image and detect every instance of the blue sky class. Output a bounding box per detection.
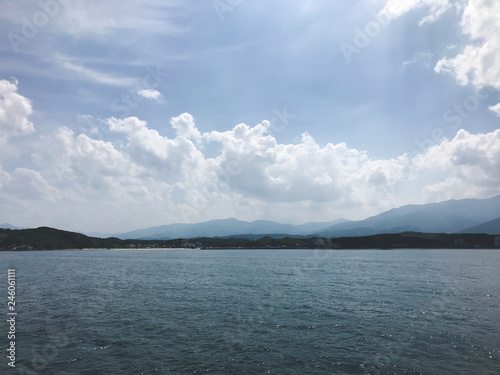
[1,0,499,233]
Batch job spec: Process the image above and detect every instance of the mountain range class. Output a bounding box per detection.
[114,218,347,240]
[112,194,500,239]
[2,195,499,239]
[316,194,500,237]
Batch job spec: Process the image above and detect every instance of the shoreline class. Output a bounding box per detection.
[1,247,499,252]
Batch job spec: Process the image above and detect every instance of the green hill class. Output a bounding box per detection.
[0,227,124,250]
[0,227,498,251]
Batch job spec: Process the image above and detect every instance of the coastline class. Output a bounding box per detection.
[1,247,499,252]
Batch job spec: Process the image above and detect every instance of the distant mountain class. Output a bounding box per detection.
[116,218,347,240]
[460,217,500,235]
[111,195,500,239]
[316,195,500,237]
[83,231,115,238]
[7,195,499,241]
[0,223,24,230]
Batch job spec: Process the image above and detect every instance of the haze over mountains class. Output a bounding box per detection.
[316,194,500,237]
[460,217,500,235]
[0,223,24,230]
[112,195,500,239]
[115,219,348,240]
[2,195,499,239]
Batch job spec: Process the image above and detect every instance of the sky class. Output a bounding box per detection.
[0,0,499,233]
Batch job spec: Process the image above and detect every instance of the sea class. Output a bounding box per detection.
[2,249,500,375]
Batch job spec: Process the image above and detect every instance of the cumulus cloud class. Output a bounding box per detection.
[137,89,162,101]
[383,0,500,105]
[53,127,140,194]
[0,165,60,224]
[4,168,59,201]
[1,109,418,228]
[106,116,207,181]
[435,0,500,90]
[170,113,201,140]
[204,123,411,208]
[91,117,500,225]
[414,129,500,200]
[1,94,499,230]
[381,0,500,112]
[0,79,34,142]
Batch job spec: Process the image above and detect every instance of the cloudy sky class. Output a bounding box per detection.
[1,0,499,233]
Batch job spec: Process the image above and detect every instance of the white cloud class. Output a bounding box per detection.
[382,0,500,112]
[99,117,499,225]
[53,127,139,193]
[403,51,434,67]
[1,87,499,230]
[0,78,34,142]
[171,113,201,140]
[137,89,161,101]
[489,103,500,116]
[107,116,206,178]
[386,0,500,101]
[414,128,500,200]
[0,165,60,221]
[56,55,136,87]
[435,0,500,91]
[2,110,416,229]
[5,168,59,201]
[0,1,188,37]
[380,0,453,25]
[0,164,10,189]
[205,123,411,207]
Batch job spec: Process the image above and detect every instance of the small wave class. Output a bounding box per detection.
[93,344,111,350]
[54,357,80,365]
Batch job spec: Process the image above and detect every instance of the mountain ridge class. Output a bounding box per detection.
[113,194,500,239]
[5,195,500,240]
[314,195,500,237]
[1,226,498,251]
[115,218,348,240]
[459,217,500,235]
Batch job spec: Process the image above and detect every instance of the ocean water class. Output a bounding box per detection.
[2,249,500,375]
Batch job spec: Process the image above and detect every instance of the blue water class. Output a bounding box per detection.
[2,249,500,374]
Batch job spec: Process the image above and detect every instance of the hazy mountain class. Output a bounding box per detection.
[459,217,500,235]
[106,195,500,239]
[116,218,347,240]
[0,223,24,230]
[315,195,500,237]
[15,195,499,240]
[83,231,116,238]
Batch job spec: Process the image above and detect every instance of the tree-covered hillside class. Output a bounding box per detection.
[0,227,498,251]
[0,227,125,250]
